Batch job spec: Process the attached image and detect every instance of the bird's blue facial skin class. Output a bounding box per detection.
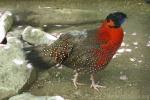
[120,18,126,25]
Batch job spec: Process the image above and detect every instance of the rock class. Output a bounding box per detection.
[21,26,62,45]
[22,25,90,46]
[0,11,13,43]
[9,92,64,100]
[7,25,25,38]
[0,37,37,99]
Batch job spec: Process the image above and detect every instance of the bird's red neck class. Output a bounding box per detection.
[96,20,124,49]
[94,20,124,68]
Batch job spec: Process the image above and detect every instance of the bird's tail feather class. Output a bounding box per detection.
[23,45,57,69]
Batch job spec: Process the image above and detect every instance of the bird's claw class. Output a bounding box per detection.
[90,83,106,91]
[72,79,85,89]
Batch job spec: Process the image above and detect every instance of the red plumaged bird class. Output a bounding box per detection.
[25,12,127,91]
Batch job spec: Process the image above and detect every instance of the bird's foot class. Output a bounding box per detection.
[72,72,84,89]
[90,74,106,91]
[90,83,106,91]
[72,78,85,89]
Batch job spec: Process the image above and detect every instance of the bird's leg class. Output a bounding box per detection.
[72,72,79,89]
[90,74,106,91]
[72,72,84,89]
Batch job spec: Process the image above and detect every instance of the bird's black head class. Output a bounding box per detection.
[106,12,127,28]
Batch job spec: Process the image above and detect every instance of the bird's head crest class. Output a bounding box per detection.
[106,12,127,28]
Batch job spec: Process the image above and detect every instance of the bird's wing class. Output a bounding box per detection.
[63,44,99,73]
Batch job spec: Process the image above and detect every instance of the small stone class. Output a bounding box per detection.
[27,63,32,69]
[133,42,138,45]
[138,60,142,63]
[131,32,137,36]
[120,75,128,81]
[121,42,125,46]
[125,48,132,52]
[117,48,125,53]
[12,59,24,65]
[129,58,136,62]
